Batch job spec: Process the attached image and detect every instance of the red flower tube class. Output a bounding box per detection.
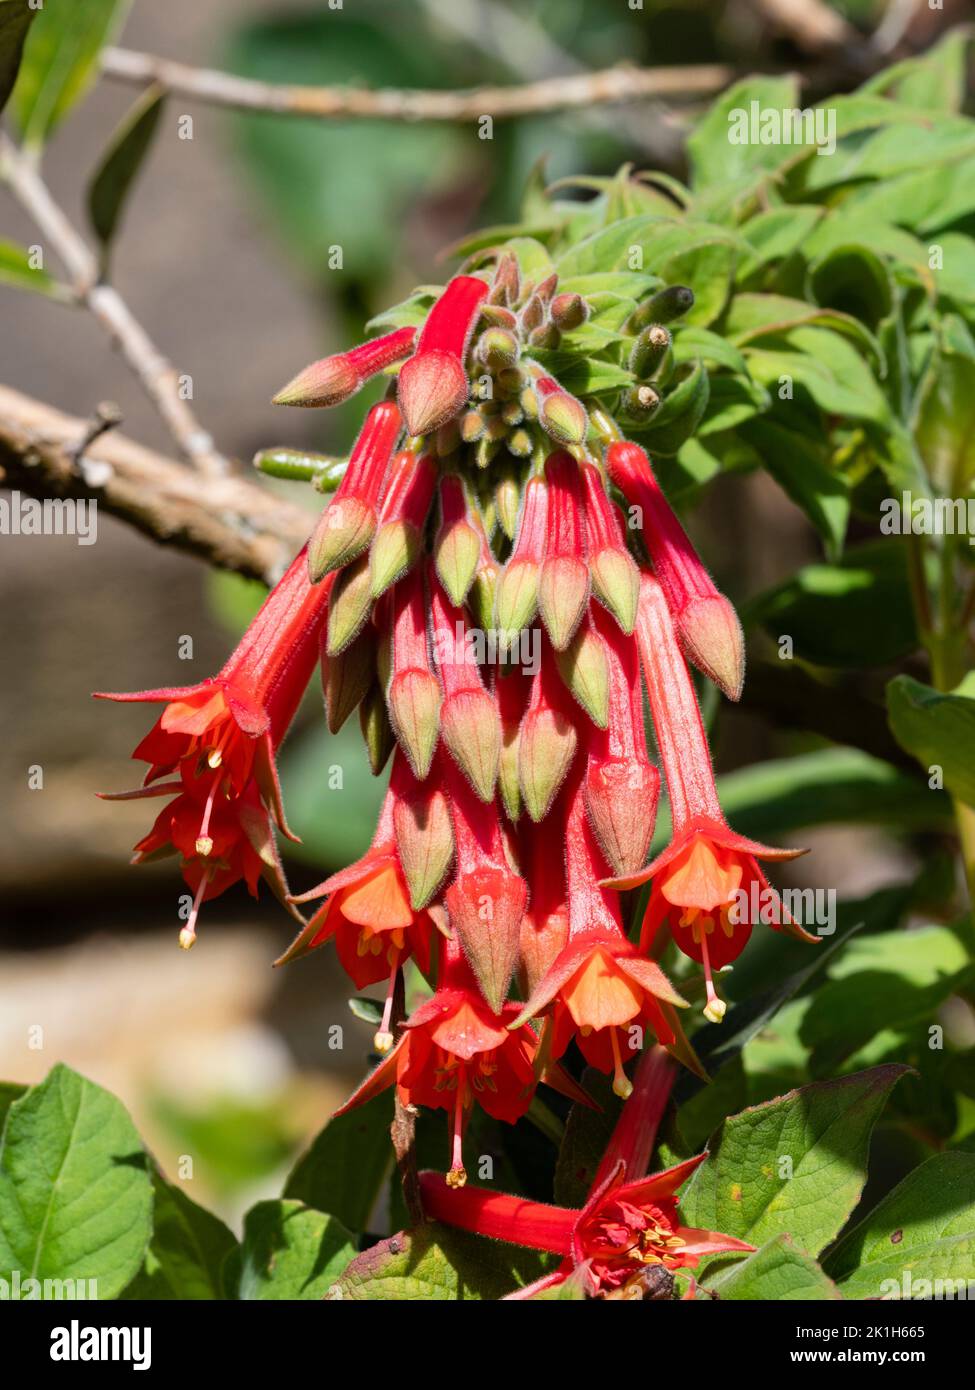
[307,400,403,581]
[273,325,416,408]
[397,275,488,437]
[606,439,744,701]
[607,572,816,1022]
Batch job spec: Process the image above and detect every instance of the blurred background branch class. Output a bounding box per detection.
[0,384,306,582]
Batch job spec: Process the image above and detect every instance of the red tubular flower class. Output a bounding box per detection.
[335,932,543,1187]
[369,448,437,597]
[512,763,687,1097]
[420,1044,754,1297]
[386,565,442,781]
[442,752,527,1013]
[280,767,435,1049]
[273,325,416,408]
[583,605,659,878]
[538,451,590,651]
[580,459,640,634]
[429,579,501,803]
[397,275,489,437]
[606,439,744,701]
[97,544,336,945]
[516,811,569,996]
[495,662,531,823]
[307,400,403,581]
[494,473,547,647]
[607,572,816,1022]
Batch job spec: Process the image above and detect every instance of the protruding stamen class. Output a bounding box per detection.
[373,952,400,1054]
[179,873,208,950]
[610,1028,633,1100]
[700,933,726,1024]
[446,1097,468,1188]
[195,783,219,858]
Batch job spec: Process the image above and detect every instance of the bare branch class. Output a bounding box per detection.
[0,385,308,584]
[0,133,229,478]
[100,47,733,121]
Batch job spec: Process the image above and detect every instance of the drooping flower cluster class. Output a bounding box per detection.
[101,257,816,1187]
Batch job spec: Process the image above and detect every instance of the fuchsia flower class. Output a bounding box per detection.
[420,1046,754,1297]
[607,573,818,1021]
[97,546,334,946]
[104,258,817,1197]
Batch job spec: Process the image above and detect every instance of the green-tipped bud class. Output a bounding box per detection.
[500,400,523,427]
[628,324,672,379]
[476,327,519,372]
[628,284,695,333]
[441,689,501,802]
[620,384,661,423]
[322,631,373,733]
[326,555,373,655]
[489,252,520,307]
[678,594,745,703]
[499,721,521,822]
[445,866,526,1013]
[387,669,443,780]
[272,355,358,408]
[469,564,499,631]
[520,294,544,333]
[496,366,525,397]
[506,427,533,458]
[475,436,502,469]
[495,558,539,643]
[550,292,589,331]
[538,555,589,650]
[393,789,455,910]
[253,447,347,487]
[398,350,470,437]
[539,392,588,447]
[308,496,376,582]
[520,385,540,421]
[529,323,561,350]
[479,303,518,330]
[460,409,486,444]
[591,548,640,634]
[370,520,421,597]
[359,684,395,774]
[435,520,480,607]
[495,473,520,541]
[519,708,577,822]
[554,626,610,728]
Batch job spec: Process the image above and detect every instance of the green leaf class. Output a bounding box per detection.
[808,244,893,331]
[525,348,632,397]
[706,1234,842,1300]
[284,1090,393,1231]
[799,926,973,1074]
[680,1065,909,1257]
[0,0,37,116]
[698,374,769,436]
[744,417,850,558]
[688,75,801,188]
[0,1082,26,1135]
[659,238,736,326]
[12,0,132,147]
[237,1200,355,1300]
[863,29,972,114]
[737,206,825,281]
[87,83,165,265]
[121,1168,237,1300]
[727,293,884,370]
[0,238,59,297]
[335,1222,545,1300]
[825,1152,975,1298]
[0,1064,152,1299]
[745,332,889,425]
[912,334,975,493]
[633,359,710,455]
[887,674,975,806]
[750,539,917,668]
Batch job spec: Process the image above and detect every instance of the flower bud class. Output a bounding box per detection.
[554,618,610,729]
[391,755,455,910]
[273,326,415,408]
[538,452,589,650]
[628,284,695,333]
[321,630,373,733]
[434,474,480,607]
[550,292,589,331]
[628,324,671,380]
[325,554,373,656]
[397,275,488,436]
